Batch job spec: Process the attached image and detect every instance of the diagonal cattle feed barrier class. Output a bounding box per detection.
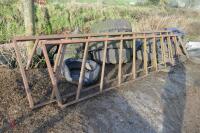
[13,31,189,109]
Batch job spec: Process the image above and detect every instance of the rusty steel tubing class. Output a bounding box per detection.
[167,34,174,65]
[60,69,160,109]
[172,34,181,57]
[13,30,173,41]
[161,35,167,68]
[118,35,123,86]
[76,40,89,100]
[100,38,108,93]
[143,34,148,75]
[13,40,34,108]
[41,43,63,107]
[26,39,39,70]
[132,34,136,79]
[43,34,178,45]
[152,34,158,71]
[177,36,189,58]
[160,33,168,68]
[54,43,63,73]
[12,31,188,109]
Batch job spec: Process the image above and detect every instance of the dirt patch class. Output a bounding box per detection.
[0,61,200,133]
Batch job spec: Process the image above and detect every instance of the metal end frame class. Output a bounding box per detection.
[13,31,189,109]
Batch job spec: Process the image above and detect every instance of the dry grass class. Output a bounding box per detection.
[134,14,191,31]
[1,3,200,68]
[0,43,27,68]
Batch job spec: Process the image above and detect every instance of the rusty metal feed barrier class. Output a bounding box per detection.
[13,31,189,109]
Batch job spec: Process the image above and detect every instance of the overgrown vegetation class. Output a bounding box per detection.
[0,0,200,44]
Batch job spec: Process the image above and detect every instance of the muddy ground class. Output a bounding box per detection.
[0,60,200,133]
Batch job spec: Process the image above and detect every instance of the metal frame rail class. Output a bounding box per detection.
[13,31,189,109]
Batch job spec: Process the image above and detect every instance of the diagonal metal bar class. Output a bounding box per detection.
[41,43,63,107]
[172,35,181,57]
[132,34,136,79]
[118,35,123,86]
[160,33,167,68]
[76,40,89,100]
[177,36,189,58]
[143,34,148,75]
[13,40,34,108]
[13,31,189,109]
[26,39,39,70]
[100,38,108,93]
[54,43,63,73]
[167,34,174,65]
[152,34,158,71]
[162,36,167,67]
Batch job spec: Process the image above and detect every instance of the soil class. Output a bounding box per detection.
[0,60,200,133]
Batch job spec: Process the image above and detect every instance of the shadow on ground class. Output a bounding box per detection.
[0,60,200,133]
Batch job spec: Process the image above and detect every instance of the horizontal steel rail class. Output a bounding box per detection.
[13,30,173,41]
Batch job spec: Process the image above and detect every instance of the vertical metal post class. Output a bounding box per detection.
[26,39,39,70]
[173,35,181,57]
[42,43,63,107]
[100,38,108,93]
[54,43,63,73]
[152,34,158,71]
[167,34,174,65]
[118,35,123,86]
[132,35,136,79]
[160,33,166,66]
[143,34,148,75]
[13,40,34,108]
[76,40,89,100]
[162,36,167,67]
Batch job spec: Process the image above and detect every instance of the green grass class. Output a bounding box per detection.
[0,1,200,44]
[0,2,156,43]
[48,0,139,5]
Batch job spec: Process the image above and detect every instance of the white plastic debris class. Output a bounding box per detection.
[186,42,200,50]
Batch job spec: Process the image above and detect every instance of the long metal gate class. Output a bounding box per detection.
[13,31,189,109]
